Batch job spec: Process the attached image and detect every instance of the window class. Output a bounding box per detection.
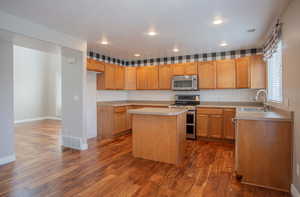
[267,40,283,103]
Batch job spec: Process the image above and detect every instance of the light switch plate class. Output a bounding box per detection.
[297,163,299,177]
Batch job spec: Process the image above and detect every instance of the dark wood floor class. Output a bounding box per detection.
[0,120,290,197]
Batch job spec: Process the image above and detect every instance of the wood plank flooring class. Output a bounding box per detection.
[0,120,290,197]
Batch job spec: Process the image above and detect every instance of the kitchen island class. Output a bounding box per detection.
[128,107,187,165]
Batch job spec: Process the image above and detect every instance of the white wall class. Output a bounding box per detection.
[14,45,61,122]
[61,47,87,150]
[0,39,15,165]
[96,89,258,102]
[280,0,300,192]
[86,72,97,139]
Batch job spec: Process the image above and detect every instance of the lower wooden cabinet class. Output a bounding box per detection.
[235,119,292,191]
[196,107,236,140]
[223,109,236,139]
[98,105,167,139]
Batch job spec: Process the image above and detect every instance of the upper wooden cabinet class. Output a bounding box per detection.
[249,55,267,89]
[158,64,171,89]
[137,66,159,90]
[87,58,105,72]
[97,63,125,90]
[171,62,198,76]
[236,57,250,89]
[115,66,125,89]
[216,59,236,89]
[198,61,217,89]
[124,67,137,90]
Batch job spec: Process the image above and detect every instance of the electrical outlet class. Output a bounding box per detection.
[297,163,299,177]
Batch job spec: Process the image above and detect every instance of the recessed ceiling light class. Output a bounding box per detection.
[220,42,228,47]
[134,53,141,57]
[147,31,157,36]
[101,41,108,45]
[173,48,179,52]
[213,19,223,25]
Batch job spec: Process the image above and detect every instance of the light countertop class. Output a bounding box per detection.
[128,107,187,116]
[235,110,293,121]
[97,100,263,108]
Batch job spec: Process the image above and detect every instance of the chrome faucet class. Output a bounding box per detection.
[255,89,269,112]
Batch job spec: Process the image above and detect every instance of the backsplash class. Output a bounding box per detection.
[97,89,258,102]
[97,90,128,101]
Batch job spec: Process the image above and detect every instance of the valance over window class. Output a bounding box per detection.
[263,20,282,59]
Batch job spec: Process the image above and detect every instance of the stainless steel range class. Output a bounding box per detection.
[169,95,200,140]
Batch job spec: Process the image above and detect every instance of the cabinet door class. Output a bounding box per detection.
[113,107,127,135]
[115,65,125,89]
[197,114,209,137]
[184,63,198,75]
[124,67,136,90]
[159,64,171,89]
[250,55,266,89]
[87,58,105,72]
[216,59,236,89]
[145,66,159,89]
[136,67,147,89]
[171,63,185,76]
[236,57,250,88]
[126,106,133,130]
[209,115,223,138]
[223,109,236,140]
[198,61,217,89]
[104,63,116,89]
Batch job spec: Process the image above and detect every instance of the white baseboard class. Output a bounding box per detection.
[61,135,88,150]
[292,184,300,197]
[14,116,62,124]
[0,154,16,166]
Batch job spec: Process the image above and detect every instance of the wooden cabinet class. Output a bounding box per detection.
[115,66,125,89]
[137,66,159,89]
[98,104,168,139]
[198,61,217,89]
[197,114,209,137]
[158,64,171,89]
[223,108,236,139]
[250,55,266,89]
[236,57,250,88]
[216,59,236,89]
[113,106,127,135]
[197,107,236,140]
[197,108,224,139]
[171,62,197,76]
[235,119,292,191]
[87,58,105,72]
[124,67,136,90]
[97,63,125,90]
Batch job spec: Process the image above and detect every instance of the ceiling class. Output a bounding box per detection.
[0,0,290,60]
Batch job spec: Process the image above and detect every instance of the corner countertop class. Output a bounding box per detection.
[128,107,188,116]
[235,110,293,122]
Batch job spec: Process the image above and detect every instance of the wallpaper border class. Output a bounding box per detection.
[87,48,262,67]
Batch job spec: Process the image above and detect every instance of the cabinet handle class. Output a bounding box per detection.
[232,118,236,125]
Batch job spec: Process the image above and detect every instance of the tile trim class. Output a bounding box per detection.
[87,48,262,66]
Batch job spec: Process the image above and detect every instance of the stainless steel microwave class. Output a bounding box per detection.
[172,75,198,91]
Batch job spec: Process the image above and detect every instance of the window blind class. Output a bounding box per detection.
[267,40,283,103]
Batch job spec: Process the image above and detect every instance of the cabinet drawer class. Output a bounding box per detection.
[114,106,127,113]
[197,108,223,115]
